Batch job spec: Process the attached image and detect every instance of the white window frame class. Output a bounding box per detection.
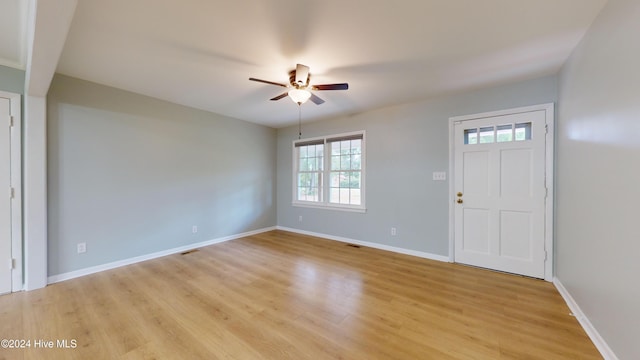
[292,131,366,213]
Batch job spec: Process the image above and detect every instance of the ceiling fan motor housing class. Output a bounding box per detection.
[289,70,310,89]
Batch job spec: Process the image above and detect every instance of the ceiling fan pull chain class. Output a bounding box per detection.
[298,105,302,139]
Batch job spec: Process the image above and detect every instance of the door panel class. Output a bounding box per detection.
[499,210,532,259]
[463,151,489,196]
[500,149,532,197]
[454,110,547,278]
[462,208,490,253]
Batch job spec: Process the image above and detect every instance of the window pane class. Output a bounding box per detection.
[341,141,350,155]
[331,155,340,171]
[350,189,361,205]
[496,124,513,142]
[331,142,340,156]
[339,188,350,204]
[464,129,478,145]
[350,172,361,188]
[330,172,340,187]
[346,172,352,188]
[351,154,361,170]
[299,187,309,201]
[328,170,361,205]
[297,171,321,202]
[334,172,340,187]
[329,188,340,203]
[307,157,315,171]
[301,187,318,202]
[340,155,350,169]
[351,139,362,154]
[479,127,494,143]
[316,144,324,157]
[330,140,360,170]
[297,173,307,187]
[515,122,532,141]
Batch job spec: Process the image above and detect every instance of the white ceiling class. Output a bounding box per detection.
[2,0,607,128]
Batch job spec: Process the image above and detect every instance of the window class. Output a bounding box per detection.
[294,132,365,211]
[296,140,324,202]
[464,122,532,145]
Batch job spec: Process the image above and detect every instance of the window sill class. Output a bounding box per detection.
[292,202,367,213]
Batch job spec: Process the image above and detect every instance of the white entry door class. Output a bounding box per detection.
[452,105,552,279]
[0,97,11,294]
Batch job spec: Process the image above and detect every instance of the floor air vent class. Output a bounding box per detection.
[346,244,361,248]
[181,249,199,255]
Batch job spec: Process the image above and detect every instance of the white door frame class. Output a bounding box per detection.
[448,103,554,281]
[1,91,23,292]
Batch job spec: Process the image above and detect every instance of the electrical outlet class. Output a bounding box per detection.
[192,226,198,233]
[391,227,397,236]
[77,242,86,254]
[298,215,303,222]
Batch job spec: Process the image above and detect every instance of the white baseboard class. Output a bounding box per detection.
[276,226,450,263]
[47,226,277,284]
[553,277,619,360]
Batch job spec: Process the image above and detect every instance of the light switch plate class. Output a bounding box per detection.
[433,171,447,181]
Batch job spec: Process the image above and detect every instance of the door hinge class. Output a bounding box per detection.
[544,250,548,261]
[9,116,14,127]
[545,124,549,134]
[10,258,15,270]
[10,187,15,199]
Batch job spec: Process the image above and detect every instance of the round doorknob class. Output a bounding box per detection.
[457,198,463,204]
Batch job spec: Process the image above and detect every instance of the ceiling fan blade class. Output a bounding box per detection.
[295,64,310,86]
[309,93,325,105]
[249,77,288,87]
[270,92,289,101]
[312,83,349,91]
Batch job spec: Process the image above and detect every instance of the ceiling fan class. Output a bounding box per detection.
[249,64,348,105]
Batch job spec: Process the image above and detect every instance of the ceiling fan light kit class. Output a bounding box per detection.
[288,88,312,105]
[249,63,349,105]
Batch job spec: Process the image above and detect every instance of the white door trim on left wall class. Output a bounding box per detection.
[0,91,23,292]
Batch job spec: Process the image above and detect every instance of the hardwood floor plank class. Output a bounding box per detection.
[0,230,601,359]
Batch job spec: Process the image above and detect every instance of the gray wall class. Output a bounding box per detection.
[47,75,277,276]
[277,75,557,256]
[556,0,640,358]
[0,65,24,94]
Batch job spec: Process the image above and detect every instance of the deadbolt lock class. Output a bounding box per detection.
[457,192,463,197]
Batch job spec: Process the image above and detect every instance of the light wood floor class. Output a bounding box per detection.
[1,230,600,359]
